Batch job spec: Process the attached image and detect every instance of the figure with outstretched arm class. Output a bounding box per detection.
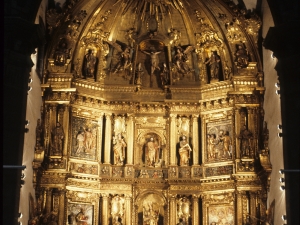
[141,50,161,75]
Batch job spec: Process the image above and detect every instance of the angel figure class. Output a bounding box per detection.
[125,28,137,48]
[169,28,181,47]
[106,41,132,74]
[115,47,132,73]
[173,46,194,75]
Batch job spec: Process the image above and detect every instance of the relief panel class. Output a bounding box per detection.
[208,205,234,225]
[206,120,233,163]
[71,117,98,160]
[67,202,94,225]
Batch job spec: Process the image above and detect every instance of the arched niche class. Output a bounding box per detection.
[135,191,167,225]
[135,130,167,167]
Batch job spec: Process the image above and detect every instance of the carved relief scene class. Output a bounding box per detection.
[67,203,94,225]
[208,205,234,225]
[206,120,233,162]
[71,117,98,160]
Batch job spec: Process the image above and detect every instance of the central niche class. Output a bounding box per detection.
[135,131,167,167]
[134,117,168,167]
[136,192,166,225]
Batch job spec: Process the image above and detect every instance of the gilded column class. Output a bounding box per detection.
[235,107,241,159]
[170,114,177,165]
[247,107,255,157]
[200,116,206,164]
[125,195,132,225]
[45,188,53,213]
[192,195,199,225]
[192,114,199,165]
[62,105,69,156]
[102,194,109,225]
[104,114,112,164]
[127,114,134,165]
[247,107,254,134]
[249,192,256,222]
[202,195,208,224]
[97,113,104,163]
[44,105,51,152]
[170,195,176,225]
[236,191,243,225]
[49,104,57,131]
[58,189,66,225]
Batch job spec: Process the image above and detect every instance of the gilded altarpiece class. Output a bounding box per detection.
[33,0,273,224]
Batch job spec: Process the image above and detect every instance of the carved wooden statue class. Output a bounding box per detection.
[178,136,192,166]
[113,133,126,165]
[51,122,64,156]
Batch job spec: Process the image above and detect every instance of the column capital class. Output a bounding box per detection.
[246,107,254,114]
[49,104,58,110]
[63,104,70,110]
[169,194,177,199]
[192,194,200,200]
[45,187,53,193]
[125,194,132,199]
[58,189,66,195]
[234,107,241,113]
[126,113,134,120]
[170,114,177,119]
[192,114,199,120]
[105,113,112,120]
[101,193,109,198]
[97,112,104,120]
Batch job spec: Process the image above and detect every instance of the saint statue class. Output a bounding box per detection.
[239,125,253,157]
[177,197,191,224]
[160,63,169,86]
[143,202,159,225]
[83,49,97,78]
[135,63,144,86]
[178,136,192,166]
[113,133,127,165]
[111,195,125,224]
[54,38,71,66]
[51,122,64,155]
[145,137,160,167]
[205,51,221,80]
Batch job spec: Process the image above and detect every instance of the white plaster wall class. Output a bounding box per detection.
[261,0,287,224]
[18,1,48,224]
